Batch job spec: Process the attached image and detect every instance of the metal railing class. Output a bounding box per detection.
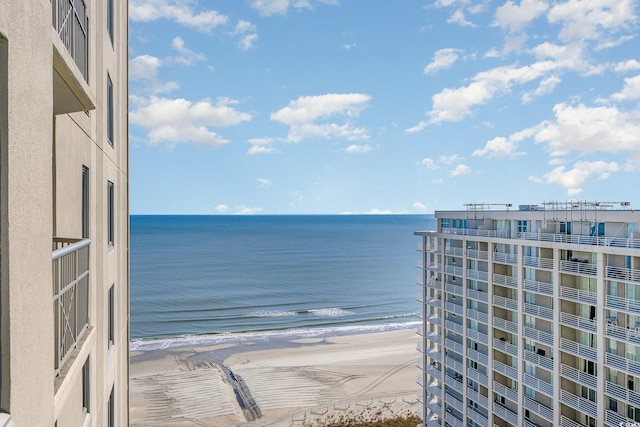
[519,231,640,248]
[467,308,489,324]
[493,295,518,311]
[605,323,640,345]
[493,381,518,403]
[560,338,597,361]
[560,390,597,419]
[560,363,597,388]
[467,328,488,344]
[524,349,554,371]
[52,0,89,81]
[605,381,640,407]
[493,273,518,288]
[605,352,640,376]
[560,259,597,276]
[560,312,597,332]
[605,294,640,314]
[493,360,518,379]
[524,372,554,397]
[467,268,489,281]
[467,249,488,260]
[493,316,518,334]
[494,252,517,265]
[467,288,489,302]
[53,238,90,376]
[560,415,589,427]
[523,255,554,270]
[493,402,518,426]
[607,266,640,283]
[524,302,553,320]
[524,326,554,346]
[467,367,488,387]
[493,337,518,356]
[559,286,597,304]
[524,279,554,296]
[524,396,554,422]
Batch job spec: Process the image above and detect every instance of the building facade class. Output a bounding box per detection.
[416,202,640,427]
[0,0,128,425]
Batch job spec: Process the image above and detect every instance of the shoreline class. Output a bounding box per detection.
[130,326,421,426]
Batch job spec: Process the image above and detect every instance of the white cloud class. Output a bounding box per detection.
[493,0,548,33]
[129,55,179,94]
[130,55,162,80]
[247,138,278,155]
[440,154,462,165]
[215,204,229,213]
[614,60,640,73]
[129,0,228,32]
[344,144,373,153]
[419,158,438,169]
[522,75,561,103]
[171,36,206,65]
[232,20,258,51]
[424,48,462,74]
[413,202,429,212]
[448,9,475,27]
[366,208,394,214]
[611,75,640,101]
[547,0,636,44]
[271,93,371,142]
[530,160,621,194]
[235,205,264,214]
[257,178,272,188]
[130,96,252,148]
[406,121,427,134]
[473,126,535,158]
[249,0,290,15]
[533,103,640,156]
[449,164,471,176]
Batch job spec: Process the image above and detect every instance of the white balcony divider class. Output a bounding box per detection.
[52,0,89,81]
[494,295,518,311]
[53,238,90,376]
[493,252,517,265]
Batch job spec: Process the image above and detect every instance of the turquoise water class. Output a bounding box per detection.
[130,215,435,348]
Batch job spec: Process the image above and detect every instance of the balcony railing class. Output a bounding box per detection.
[524,326,554,346]
[524,255,554,270]
[560,415,589,427]
[467,249,488,260]
[525,349,554,371]
[467,367,488,387]
[560,260,597,276]
[467,288,489,302]
[467,308,489,324]
[494,252,517,265]
[493,360,518,379]
[494,295,518,311]
[493,381,518,403]
[605,352,640,376]
[560,390,597,419]
[467,387,489,409]
[560,363,597,389]
[607,266,640,284]
[446,355,465,374]
[468,328,488,344]
[605,294,640,314]
[524,302,554,320]
[493,273,518,288]
[605,380,640,407]
[524,279,554,296]
[493,317,518,334]
[559,286,597,305]
[524,395,554,422]
[467,268,489,281]
[493,402,518,426]
[519,231,640,248]
[52,0,89,81]
[468,348,489,366]
[560,337,597,361]
[605,323,640,345]
[446,282,464,296]
[524,373,554,397]
[493,337,518,356]
[560,312,597,333]
[53,238,90,376]
[445,319,464,335]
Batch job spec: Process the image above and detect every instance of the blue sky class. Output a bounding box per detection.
[128,0,640,214]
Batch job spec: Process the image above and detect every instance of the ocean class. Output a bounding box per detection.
[130,214,435,350]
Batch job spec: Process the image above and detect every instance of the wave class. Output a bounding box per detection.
[307,307,353,317]
[130,319,420,352]
[245,310,299,318]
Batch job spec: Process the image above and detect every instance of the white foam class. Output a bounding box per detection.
[246,310,299,318]
[130,320,420,352]
[308,308,353,317]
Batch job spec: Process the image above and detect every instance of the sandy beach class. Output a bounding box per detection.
[129,328,421,426]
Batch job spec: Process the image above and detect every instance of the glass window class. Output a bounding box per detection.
[82,166,89,238]
[107,386,115,427]
[82,357,90,413]
[107,74,113,146]
[108,284,114,347]
[107,0,114,43]
[107,181,114,246]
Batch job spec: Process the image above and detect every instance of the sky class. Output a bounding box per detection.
[128,0,640,215]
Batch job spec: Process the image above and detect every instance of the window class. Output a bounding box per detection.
[82,358,90,413]
[108,284,114,347]
[517,220,528,233]
[107,181,114,246]
[107,74,113,146]
[82,166,89,238]
[441,218,451,229]
[107,0,114,43]
[107,386,114,427]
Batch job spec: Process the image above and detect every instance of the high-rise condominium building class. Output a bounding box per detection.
[416,202,640,427]
[0,0,128,425]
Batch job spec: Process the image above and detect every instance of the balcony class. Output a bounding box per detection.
[559,286,597,305]
[524,349,554,371]
[560,260,597,276]
[445,265,464,276]
[606,265,640,284]
[518,231,640,248]
[493,337,518,357]
[445,374,464,394]
[446,282,464,296]
[468,328,489,344]
[468,308,489,324]
[493,360,518,379]
[524,255,554,270]
[605,409,638,427]
[446,391,464,413]
[560,363,597,389]
[52,0,94,114]
[467,249,489,260]
[468,268,489,281]
[445,338,464,356]
[559,338,597,361]
[445,411,464,427]
[467,387,489,409]
[605,352,640,376]
[493,252,517,265]
[493,317,518,334]
[560,415,589,427]
[605,323,640,345]
[605,380,640,407]
[467,406,488,425]
[446,355,465,374]
[560,312,597,333]
[524,303,554,321]
[524,373,554,397]
[559,390,597,419]
[445,247,464,256]
[467,348,489,366]
[493,402,518,426]
[493,295,518,311]
[445,301,464,316]
[493,273,518,288]
[467,366,488,387]
[524,326,554,346]
[445,319,464,335]
[52,238,90,376]
[524,279,554,296]
[605,293,640,315]
[468,288,489,302]
[493,381,518,403]
[524,396,554,423]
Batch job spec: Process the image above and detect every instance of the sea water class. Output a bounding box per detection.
[130,214,435,350]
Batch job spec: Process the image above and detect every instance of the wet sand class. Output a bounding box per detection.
[129,328,421,426]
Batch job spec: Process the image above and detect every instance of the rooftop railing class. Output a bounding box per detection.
[52,0,88,81]
[53,238,90,376]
